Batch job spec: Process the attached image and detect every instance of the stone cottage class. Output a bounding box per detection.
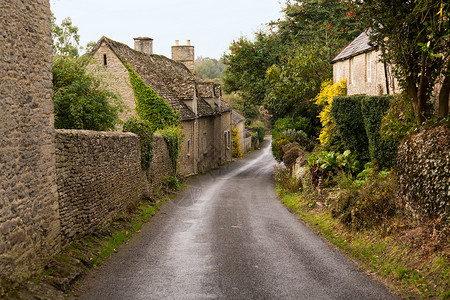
[331,31,397,95]
[87,37,233,176]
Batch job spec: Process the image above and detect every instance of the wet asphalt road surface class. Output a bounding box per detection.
[72,138,398,300]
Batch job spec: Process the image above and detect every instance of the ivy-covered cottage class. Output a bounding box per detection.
[87,36,233,176]
[331,31,397,95]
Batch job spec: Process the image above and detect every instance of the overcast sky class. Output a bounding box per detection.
[50,0,284,60]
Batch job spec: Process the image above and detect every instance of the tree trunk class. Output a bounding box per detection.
[438,64,450,117]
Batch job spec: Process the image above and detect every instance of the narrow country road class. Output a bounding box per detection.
[72,138,398,300]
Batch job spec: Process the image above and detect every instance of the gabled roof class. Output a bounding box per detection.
[91,36,196,120]
[232,110,245,124]
[331,31,375,64]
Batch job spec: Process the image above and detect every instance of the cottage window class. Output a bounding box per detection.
[228,131,231,149]
[187,139,191,155]
[366,52,372,82]
[103,54,107,66]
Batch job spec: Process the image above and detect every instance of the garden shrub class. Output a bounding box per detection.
[307,150,359,188]
[123,117,154,170]
[331,171,398,229]
[361,95,398,169]
[282,143,302,170]
[283,129,315,151]
[313,79,347,146]
[331,95,370,165]
[397,126,450,221]
[380,93,415,140]
[232,127,242,158]
[271,136,293,162]
[273,164,303,193]
[250,121,266,144]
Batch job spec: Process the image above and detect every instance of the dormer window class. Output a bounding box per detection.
[103,54,107,66]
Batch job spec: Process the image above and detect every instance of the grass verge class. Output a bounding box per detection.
[4,192,173,299]
[276,186,449,300]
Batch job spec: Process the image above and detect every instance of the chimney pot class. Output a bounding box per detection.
[175,40,179,46]
[187,40,191,46]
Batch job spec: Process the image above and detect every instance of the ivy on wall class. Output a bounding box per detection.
[124,62,180,131]
[157,126,184,176]
[124,62,183,175]
[123,117,153,171]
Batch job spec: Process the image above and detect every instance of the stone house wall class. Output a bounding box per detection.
[179,120,197,176]
[87,43,136,122]
[333,50,398,95]
[220,111,233,163]
[197,116,217,172]
[233,120,245,155]
[0,0,61,292]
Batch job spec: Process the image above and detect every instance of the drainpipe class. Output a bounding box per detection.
[384,62,390,95]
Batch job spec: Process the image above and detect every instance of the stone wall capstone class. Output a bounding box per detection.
[0,0,60,292]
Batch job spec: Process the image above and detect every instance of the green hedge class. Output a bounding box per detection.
[361,95,398,169]
[331,95,370,165]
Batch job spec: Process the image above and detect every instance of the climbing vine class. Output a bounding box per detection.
[124,62,180,131]
[123,117,153,171]
[232,127,242,158]
[157,126,184,175]
[124,62,183,174]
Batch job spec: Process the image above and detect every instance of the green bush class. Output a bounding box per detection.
[331,171,398,229]
[307,150,359,188]
[271,136,294,162]
[361,95,398,169]
[273,165,303,193]
[331,95,370,165]
[397,126,450,221]
[53,56,123,131]
[123,117,154,170]
[158,126,184,176]
[250,121,266,144]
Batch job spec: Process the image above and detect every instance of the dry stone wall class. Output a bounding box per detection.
[147,134,174,188]
[0,0,61,292]
[55,130,145,246]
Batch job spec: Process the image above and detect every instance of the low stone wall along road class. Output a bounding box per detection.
[72,138,398,300]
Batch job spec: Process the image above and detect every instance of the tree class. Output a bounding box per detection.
[222,0,362,129]
[349,0,450,120]
[52,17,123,130]
[194,57,226,80]
[52,56,123,131]
[51,15,82,58]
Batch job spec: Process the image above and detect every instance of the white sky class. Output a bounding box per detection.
[50,0,284,60]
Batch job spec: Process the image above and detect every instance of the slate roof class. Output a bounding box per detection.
[232,110,246,124]
[90,36,232,120]
[244,129,252,138]
[92,37,197,120]
[331,31,375,64]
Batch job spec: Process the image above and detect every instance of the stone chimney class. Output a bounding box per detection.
[134,37,153,55]
[172,39,195,73]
